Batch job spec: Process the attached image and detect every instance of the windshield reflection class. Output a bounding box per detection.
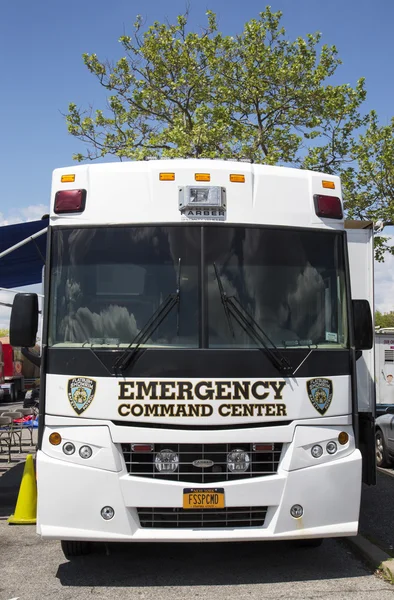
[49,225,347,350]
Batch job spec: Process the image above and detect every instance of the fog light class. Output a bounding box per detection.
[311,444,323,458]
[155,449,179,473]
[326,441,337,455]
[227,449,250,472]
[101,506,114,520]
[79,445,93,459]
[338,431,349,445]
[290,504,303,519]
[63,442,75,455]
[49,432,62,446]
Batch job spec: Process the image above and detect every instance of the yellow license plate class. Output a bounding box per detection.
[183,488,225,509]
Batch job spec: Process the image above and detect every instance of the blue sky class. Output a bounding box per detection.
[0,0,393,324]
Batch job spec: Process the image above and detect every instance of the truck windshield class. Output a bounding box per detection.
[48,225,347,349]
[206,227,347,349]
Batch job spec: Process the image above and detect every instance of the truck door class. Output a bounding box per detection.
[346,222,376,485]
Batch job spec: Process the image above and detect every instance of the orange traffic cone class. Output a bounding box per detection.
[8,454,37,524]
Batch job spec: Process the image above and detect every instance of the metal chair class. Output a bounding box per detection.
[18,408,35,446]
[0,412,23,454]
[0,416,13,462]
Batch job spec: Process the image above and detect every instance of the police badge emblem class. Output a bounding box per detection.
[306,378,333,415]
[67,377,96,415]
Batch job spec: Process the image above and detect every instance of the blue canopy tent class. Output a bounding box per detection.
[0,218,48,288]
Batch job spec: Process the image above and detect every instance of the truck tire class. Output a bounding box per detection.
[376,429,391,468]
[61,540,91,558]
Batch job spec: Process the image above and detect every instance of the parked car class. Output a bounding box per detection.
[375,407,394,467]
[376,404,394,417]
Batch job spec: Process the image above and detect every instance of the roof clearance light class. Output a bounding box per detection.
[61,174,75,183]
[230,174,245,183]
[54,189,87,214]
[322,180,335,189]
[314,194,343,220]
[159,173,175,181]
[195,173,210,182]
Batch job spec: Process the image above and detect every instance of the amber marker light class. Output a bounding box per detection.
[230,174,245,183]
[159,173,175,181]
[61,174,75,183]
[49,432,62,445]
[195,173,210,182]
[338,432,349,445]
[322,180,335,189]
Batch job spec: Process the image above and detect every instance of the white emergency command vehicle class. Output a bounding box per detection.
[10,159,375,558]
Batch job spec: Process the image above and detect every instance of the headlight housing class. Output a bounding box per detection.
[63,442,75,455]
[326,441,338,454]
[155,449,179,473]
[227,449,250,473]
[79,445,93,459]
[311,444,323,458]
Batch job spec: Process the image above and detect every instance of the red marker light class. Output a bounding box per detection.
[314,195,343,219]
[253,443,274,452]
[54,189,86,214]
[131,444,154,452]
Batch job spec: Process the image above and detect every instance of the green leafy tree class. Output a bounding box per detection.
[0,328,9,338]
[340,112,394,260]
[67,7,366,167]
[66,7,394,256]
[375,311,394,328]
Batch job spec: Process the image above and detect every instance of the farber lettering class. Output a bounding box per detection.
[117,380,288,419]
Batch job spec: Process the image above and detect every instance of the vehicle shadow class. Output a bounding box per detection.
[0,460,24,518]
[56,538,367,588]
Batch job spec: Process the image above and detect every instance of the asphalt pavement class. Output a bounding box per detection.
[359,469,394,555]
[1,404,394,598]
[0,400,37,518]
[1,523,394,600]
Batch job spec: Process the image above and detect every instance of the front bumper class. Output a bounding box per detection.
[36,447,361,542]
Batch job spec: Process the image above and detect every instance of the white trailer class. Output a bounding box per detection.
[375,328,394,408]
[10,159,375,557]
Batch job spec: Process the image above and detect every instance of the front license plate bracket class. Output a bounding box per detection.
[183,488,225,509]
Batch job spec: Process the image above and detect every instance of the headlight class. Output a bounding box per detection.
[63,442,75,455]
[79,445,93,459]
[101,506,115,520]
[227,449,250,473]
[311,444,323,458]
[326,441,338,455]
[155,449,179,473]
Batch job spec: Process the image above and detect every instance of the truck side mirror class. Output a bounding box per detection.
[10,293,39,348]
[352,299,373,351]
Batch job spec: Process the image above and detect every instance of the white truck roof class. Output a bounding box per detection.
[51,159,344,230]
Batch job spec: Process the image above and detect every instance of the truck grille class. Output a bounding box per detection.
[121,443,282,483]
[137,506,268,528]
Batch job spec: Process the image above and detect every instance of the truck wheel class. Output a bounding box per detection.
[376,429,391,468]
[61,540,91,558]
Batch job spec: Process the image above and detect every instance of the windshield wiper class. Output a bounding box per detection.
[213,263,293,375]
[113,259,181,374]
